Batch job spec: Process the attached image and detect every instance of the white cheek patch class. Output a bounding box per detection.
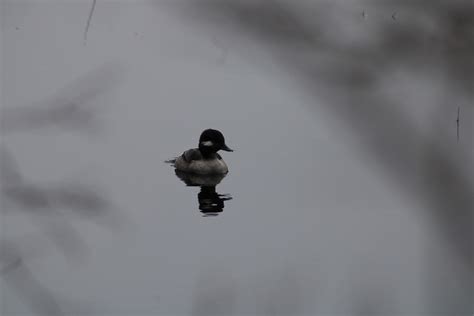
[200,141,214,147]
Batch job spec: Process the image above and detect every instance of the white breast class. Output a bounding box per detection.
[175,157,229,174]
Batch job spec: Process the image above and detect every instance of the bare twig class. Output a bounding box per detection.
[84,0,97,45]
[456,106,460,142]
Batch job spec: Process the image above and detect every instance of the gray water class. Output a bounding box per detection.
[1,1,472,315]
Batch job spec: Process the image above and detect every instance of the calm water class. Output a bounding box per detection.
[1,1,472,315]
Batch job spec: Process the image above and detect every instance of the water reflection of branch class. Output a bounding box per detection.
[0,65,123,315]
[0,145,114,315]
[1,64,121,135]
[2,254,63,316]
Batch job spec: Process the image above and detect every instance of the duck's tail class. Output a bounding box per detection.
[164,158,177,165]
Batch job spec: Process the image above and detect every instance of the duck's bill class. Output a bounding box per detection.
[221,144,233,152]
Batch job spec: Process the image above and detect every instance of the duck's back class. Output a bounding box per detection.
[174,149,228,174]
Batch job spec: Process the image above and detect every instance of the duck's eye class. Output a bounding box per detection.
[200,141,214,147]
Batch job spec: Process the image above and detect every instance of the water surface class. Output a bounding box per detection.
[1,1,472,315]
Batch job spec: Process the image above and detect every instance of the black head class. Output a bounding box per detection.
[198,129,233,154]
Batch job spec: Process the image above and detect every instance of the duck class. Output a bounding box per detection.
[173,129,233,174]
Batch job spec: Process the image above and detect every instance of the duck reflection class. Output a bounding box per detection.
[174,170,232,217]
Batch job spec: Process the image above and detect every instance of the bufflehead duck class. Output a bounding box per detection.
[173,129,233,174]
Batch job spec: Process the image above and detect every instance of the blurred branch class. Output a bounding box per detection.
[1,64,121,134]
[0,65,124,314]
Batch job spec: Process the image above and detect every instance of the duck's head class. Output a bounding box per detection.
[198,129,233,154]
